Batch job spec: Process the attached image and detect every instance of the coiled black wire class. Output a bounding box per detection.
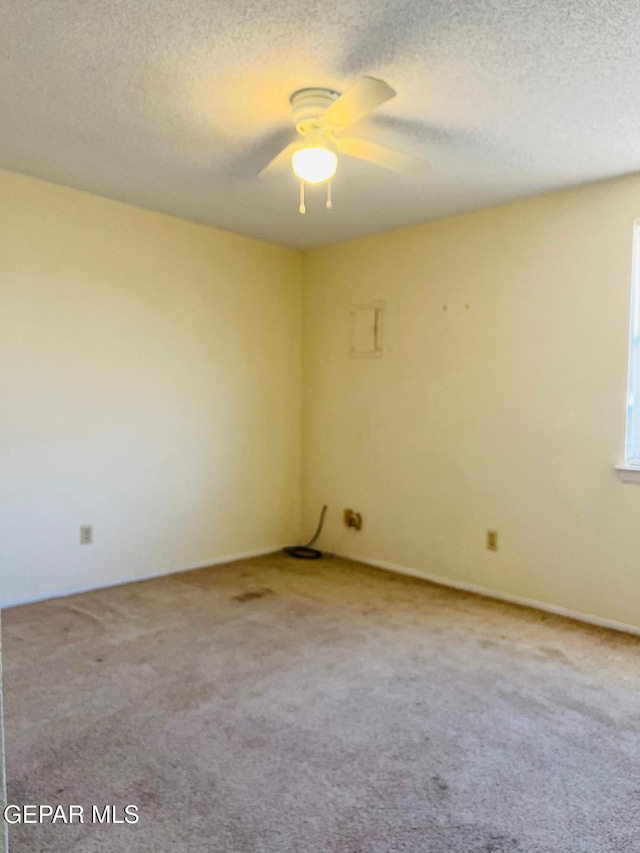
[283,505,328,560]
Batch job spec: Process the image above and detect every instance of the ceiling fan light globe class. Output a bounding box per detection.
[292,147,338,184]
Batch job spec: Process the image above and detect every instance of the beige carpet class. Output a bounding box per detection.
[4,553,640,852]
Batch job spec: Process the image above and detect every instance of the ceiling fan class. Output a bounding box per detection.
[259,76,430,213]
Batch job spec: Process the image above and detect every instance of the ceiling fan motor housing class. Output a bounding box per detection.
[290,87,340,136]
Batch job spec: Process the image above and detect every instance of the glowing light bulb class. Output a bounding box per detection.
[292,146,338,184]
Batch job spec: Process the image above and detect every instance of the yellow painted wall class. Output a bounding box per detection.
[5,166,640,628]
[302,175,640,627]
[1,169,301,605]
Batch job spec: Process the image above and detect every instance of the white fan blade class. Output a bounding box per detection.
[336,136,430,177]
[324,77,395,131]
[259,142,302,177]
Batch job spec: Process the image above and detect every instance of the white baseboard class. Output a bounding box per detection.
[0,545,286,610]
[339,551,640,638]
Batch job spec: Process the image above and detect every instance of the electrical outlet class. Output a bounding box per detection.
[80,525,93,545]
[486,530,498,551]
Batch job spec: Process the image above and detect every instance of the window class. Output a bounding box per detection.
[625,219,640,466]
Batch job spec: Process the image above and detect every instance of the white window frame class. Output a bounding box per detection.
[617,219,640,479]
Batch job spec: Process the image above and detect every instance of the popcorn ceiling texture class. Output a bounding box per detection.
[2,0,640,248]
[4,553,640,852]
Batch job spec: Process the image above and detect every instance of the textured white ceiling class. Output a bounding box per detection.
[3,0,640,249]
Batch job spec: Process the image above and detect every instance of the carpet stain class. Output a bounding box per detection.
[233,588,274,602]
[483,836,520,852]
[479,638,502,650]
[432,773,449,793]
[538,645,575,666]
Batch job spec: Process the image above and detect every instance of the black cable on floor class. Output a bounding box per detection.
[283,505,328,559]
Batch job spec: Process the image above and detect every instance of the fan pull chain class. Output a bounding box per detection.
[299,181,306,214]
[326,180,333,209]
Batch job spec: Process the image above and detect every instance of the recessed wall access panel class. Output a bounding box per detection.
[349,302,384,358]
